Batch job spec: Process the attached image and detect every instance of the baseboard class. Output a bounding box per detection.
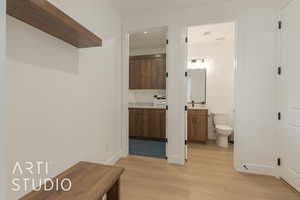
[167,155,185,165]
[235,163,276,176]
[104,151,123,165]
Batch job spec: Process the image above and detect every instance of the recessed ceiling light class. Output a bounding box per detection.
[144,31,148,34]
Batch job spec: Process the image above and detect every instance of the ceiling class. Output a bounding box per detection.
[111,0,234,15]
[129,23,234,51]
[130,27,167,51]
[188,22,235,44]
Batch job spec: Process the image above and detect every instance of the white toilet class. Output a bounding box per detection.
[212,113,233,148]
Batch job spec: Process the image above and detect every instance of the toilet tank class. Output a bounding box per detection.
[212,113,230,126]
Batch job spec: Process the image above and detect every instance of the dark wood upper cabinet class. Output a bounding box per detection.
[188,109,208,143]
[7,0,102,48]
[151,56,166,89]
[129,54,166,89]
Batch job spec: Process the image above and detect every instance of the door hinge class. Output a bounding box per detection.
[166,105,168,110]
[185,71,188,77]
[277,158,281,166]
[185,140,188,145]
[165,138,168,143]
[278,21,282,30]
[277,66,282,75]
[185,105,188,111]
[166,72,169,78]
[185,37,188,43]
[166,39,169,44]
[278,112,282,120]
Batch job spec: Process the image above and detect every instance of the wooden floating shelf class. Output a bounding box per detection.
[7,0,102,48]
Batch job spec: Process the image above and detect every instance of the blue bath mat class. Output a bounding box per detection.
[129,139,166,159]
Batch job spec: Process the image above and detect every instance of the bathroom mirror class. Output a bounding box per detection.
[187,68,207,104]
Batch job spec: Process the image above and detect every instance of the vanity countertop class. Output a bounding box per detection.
[188,104,209,110]
[128,102,166,110]
[129,103,207,110]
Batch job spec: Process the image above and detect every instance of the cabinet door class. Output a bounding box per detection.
[151,57,166,89]
[129,54,166,89]
[129,59,135,89]
[188,110,208,142]
[147,109,166,139]
[140,59,152,89]
[129,109,147,137]
[129,59,141,89]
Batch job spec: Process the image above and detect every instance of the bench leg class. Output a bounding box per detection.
[107,179,120,200]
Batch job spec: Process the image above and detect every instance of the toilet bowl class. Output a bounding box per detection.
[215,124,233,148]
[212,114,233,148]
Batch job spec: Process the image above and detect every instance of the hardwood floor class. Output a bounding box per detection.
[116,142,300,200]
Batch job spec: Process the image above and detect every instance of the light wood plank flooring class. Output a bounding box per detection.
[116,142,300,200]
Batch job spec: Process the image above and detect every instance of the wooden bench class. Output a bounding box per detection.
[20,161,124,200]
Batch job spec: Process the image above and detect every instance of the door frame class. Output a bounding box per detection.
[0,0,6,198]
[121,26,170,159]
[121,21,239,166]
[184,21,238,163]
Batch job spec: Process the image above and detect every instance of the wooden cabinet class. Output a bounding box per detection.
[188,109,208,143]
[129,54,166,89]
[129,109,147,137]
[129,108,166,140]
[147,109,166,139]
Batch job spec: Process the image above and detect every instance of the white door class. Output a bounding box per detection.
[280,0,300,192]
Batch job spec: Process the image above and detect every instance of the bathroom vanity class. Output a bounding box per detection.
[129,104,166,141]
[187,107,208,143]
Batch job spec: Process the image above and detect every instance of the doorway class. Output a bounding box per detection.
[185,22,236,161]
[127,27,168,159]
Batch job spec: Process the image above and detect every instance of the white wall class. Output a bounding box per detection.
[189,41,234,115]
[122,0,280,175]
[128,90,165,103]
[189,40,235,139]
[6,0,122,198]
[0,0,6,199]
